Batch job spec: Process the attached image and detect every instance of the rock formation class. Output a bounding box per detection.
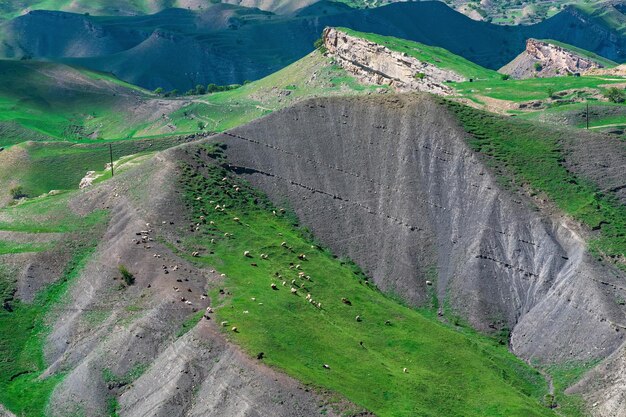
[500,38,606,79]
[323,27,464,95]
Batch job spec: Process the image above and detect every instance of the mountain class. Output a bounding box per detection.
[2,2,626,90]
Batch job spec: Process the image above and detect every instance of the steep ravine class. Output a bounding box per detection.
[217,94,626,369]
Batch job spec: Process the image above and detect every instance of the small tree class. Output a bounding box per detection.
[197,121,205,130]
[546,87,555,99]
[194,84,206,95]
[153,87,164,95]
[500,74,511,81]
[604,87,625,103]
[534,62,542,72]
[118,265,135,286]
[414,72,426,80]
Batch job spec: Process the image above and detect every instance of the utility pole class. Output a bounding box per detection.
[109,144,114,177]
[586,102,589,130]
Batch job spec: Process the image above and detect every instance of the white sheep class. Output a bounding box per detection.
[244,250,251,257]
[271,283,278,290]
[233,217,240,222]
[291,288,298,294]
[231,326,238,332]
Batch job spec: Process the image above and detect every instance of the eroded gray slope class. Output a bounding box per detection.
[216,94,626,364]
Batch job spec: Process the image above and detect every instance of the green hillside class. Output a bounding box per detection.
[177,144,557,417]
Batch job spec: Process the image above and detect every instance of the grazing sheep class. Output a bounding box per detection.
[291,279,297,285]
[233,217,240,222]
[282,281,287,286]
[221,321,228,327]
[385,320,391,326]
[231,327,238,332]
[244,250,251,257]
[209,221,215,225]
[323,364,330,369]
[341,298,352,306]
[426,280,433,286]
[271,283,278,290]
[235,187,240,192]
[356,315,362,322]
[206,307,214,314]
[295,264,301,270]
[272,210,277,216]
[306,293,312,300]
[191,251,200,257]
[224,233,231,237]
[222,177,228,181]
[298,272,305,277]
[298,254,307,260]
[317,302,322,309]
[290,288,298,294]
[403,368,408,373]
[251,297,256,301]
[280,241,287,247]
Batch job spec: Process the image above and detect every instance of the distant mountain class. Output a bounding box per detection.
[2,1,626,90]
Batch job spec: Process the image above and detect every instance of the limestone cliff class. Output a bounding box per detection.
[322,27,464,95]
[500,38,606,79]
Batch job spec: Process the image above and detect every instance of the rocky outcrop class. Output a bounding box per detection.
[500,38,606,79]
[323,27,464,95]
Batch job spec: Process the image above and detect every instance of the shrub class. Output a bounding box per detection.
[9,186,27,199]
[313,37,327,54]
[534,62,542,71]
[118,265,135,286]
[153,87,164,95]
[604,87,625,103]
[414,72,426,80]
[194,84,206,95]
[500,74,511,81]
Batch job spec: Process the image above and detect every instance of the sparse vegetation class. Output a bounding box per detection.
[604,87,626,103]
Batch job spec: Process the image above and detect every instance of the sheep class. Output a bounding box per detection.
[191,251,200,257]
[231,326,238,332]
[291,279,297,285]
[209,221,215,225]
[290,288,298,294]
[385,320,392,326]
[426,280,433,286]
[317,302,322,309]
[196,197,202,201]
[251,297,256,301]
[221,321,228,327]
[323,364,330,369]
[298,254,307,260]
[244,250,251,257]
[206,307,214,314]
[298,272,305,277]
[306,293,312,300]
[341,298,352,306]
[235,187,240,192]
[282,281,287,286]
[222,177,228,181]
[243,310,249,314]
[260,254,269,259]
[280,241,287,247]
[403,368,408,373]
[224,233,231,237]
[271,283,278,290]
[356,315,362,322]
[295,264,301,270]
[233,217,240,222]
[220,273,226,277]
